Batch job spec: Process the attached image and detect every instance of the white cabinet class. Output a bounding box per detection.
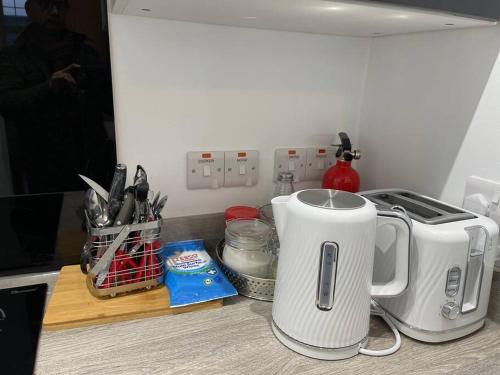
[110,0,495,37]
[375,1,499,21]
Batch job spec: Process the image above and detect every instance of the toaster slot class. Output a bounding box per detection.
[461,227,487,314]
[364,191,476,225]
[398,192,475,224]
[367,193,443,222]
[398,192,464,214]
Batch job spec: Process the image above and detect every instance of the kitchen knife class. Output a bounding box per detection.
[79,174,109,202]
[134,165,147,185]
[134,181,150,223]
[108,164,127,219]
[153,195,168,219]
[114,187,136,226]
[151,191,160,212]
[133,165,149,223]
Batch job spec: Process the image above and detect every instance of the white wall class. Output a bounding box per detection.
[108,15,371,217]
[358,25,500,206]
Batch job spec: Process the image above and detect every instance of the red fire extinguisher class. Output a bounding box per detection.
[322,132,361,193]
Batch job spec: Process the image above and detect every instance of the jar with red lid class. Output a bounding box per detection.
[224,206,259,223]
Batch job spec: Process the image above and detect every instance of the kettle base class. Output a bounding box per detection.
[271,320,367,360]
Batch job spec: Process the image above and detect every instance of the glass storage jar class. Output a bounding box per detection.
[274,171,295,197]
[259,204,280,256]
[223,219,275,278]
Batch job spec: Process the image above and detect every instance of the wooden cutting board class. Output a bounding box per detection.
[43,265,223,331]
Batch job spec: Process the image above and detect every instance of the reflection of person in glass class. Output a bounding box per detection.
[0,0,115,194]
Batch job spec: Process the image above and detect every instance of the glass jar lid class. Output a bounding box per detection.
[225,219,271,251]
[277,172,294,182]
[224,205,259,222]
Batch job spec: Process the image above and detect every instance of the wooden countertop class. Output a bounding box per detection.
[36,297,500,374]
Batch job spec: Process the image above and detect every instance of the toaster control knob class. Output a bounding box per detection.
[442,303,460,320]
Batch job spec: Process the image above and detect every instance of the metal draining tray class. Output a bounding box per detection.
[362,189,476,225]
[215,239,275,302]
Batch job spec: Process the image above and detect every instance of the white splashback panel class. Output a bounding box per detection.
[108,15,371,217]
[113,0,495,37]
[357,25,500,207]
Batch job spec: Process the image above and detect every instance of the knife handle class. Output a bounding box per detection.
[80,245,91,274]
[114,187,135,226]
[134,165,147,185]
[108,164,127,218]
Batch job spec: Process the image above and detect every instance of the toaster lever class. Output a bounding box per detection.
[461,226,487,314]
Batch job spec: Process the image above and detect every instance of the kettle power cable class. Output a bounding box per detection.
[358,300,402,357]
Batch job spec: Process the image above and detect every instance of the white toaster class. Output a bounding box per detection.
[362,189,499,342]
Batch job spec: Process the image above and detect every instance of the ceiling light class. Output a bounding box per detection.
[242,16,257,20]
[392,14,410,19]
[326,6,345,11]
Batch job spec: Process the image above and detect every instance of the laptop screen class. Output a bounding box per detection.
[0,284,47,375]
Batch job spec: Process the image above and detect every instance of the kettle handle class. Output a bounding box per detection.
[371,208,412,297]
[271,195,290,240]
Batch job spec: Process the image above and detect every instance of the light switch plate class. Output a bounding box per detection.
[304,147,336,181]
[187,151,224,189]
[274,148,307,182]
[224,150,259,187]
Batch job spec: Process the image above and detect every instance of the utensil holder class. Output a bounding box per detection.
[215,239,275,301]
[82,220,164,298]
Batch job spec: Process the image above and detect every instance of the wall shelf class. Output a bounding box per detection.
[110,0,496,37]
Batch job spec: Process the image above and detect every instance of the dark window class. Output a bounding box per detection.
[1,1,30,45]
[2,0,28,18]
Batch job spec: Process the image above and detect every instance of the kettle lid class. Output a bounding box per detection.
[297,189,366,210]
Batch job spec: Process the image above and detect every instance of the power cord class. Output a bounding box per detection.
[359,300,402,357]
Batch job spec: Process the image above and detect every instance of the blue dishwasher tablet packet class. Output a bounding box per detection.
[162,239,237,307]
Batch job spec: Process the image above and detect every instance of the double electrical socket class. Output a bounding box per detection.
[463,176,500,222]
[274,147,336,182]
[187,151,259,190]
[463,176,500,264]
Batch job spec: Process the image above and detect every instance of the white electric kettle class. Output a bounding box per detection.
[271,189,412,360]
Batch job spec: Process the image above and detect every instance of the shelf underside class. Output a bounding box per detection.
[111,0,496,37]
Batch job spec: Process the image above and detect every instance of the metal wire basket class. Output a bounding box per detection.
[215,239,275,301]
[82,220,164,298]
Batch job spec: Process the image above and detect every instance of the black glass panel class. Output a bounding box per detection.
[0,193,63,272]
[0,0,116,196]
[0,1,116,273]
[0,283,47,375]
